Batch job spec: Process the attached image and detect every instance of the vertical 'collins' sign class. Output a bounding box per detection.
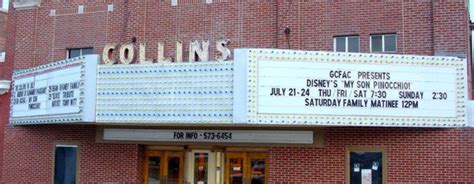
[10,55,99,124]
[233,49,468,127]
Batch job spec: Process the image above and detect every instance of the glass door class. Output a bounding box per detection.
[248,153,267,184]
[145,151,163,184]
[194,152,209,184]
[164,151,184,184]
[185,150,223,184]
[226,152,245,184]
[144,151,184,184]
[225,152,267,184]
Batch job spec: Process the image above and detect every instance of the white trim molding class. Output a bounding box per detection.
[13,0,41,10]
[0,80,11,95]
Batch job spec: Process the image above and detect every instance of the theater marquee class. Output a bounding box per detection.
[233,49,468,127]
[9,55,99,124]
[95,62,234,124]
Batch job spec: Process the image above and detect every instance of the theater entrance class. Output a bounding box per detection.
[144,150,268,184]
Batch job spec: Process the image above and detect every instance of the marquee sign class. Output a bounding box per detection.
[103,128,314,144]
[8,48,469,127]
[233,49,468,127]
[96,61,234,124]
[10,55,99,124]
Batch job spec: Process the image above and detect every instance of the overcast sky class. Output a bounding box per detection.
[471,1,474,21]
[2,0,7,9]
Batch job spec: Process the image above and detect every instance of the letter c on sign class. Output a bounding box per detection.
[102,43,117,65]
[120,44,135,64]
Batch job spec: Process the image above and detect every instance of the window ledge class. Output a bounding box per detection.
[13,0,41,10]
[371,51,397,54]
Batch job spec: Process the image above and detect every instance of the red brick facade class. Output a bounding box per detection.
[1,0,473,183]
[0,10,6,53]
[0,0,3,52]
[270,127,474,183]
[2,126,473,183]
[7,1,470,68]
[2,125,143,183]
[0,0,8,180]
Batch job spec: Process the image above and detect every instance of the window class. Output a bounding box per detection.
[67,48,93,59]
[370,34,396,53]
[0,52,5,63]
[54,145,78,184]
[346,147,386,184]
[194,152,208,183]
[334,36,359,52]
[226,152,268,184]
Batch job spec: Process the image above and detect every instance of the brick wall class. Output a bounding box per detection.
[2,126,473,183]
[6,0,469,69]
[5,0,471,93]
[2,125,143,183]
[433,1,469,57]
[0,10,5,53]
[269,127,474,183]
[0,0,10,180]
[2,0,473,183]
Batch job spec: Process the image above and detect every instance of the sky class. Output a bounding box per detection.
[471,0,474,21]
[2,0,7,9]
